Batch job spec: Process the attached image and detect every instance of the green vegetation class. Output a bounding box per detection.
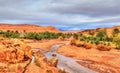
[113,33,120,49]
[73,33,78,40]
[89,31,94,36]
[0,30,4,34]
[80,30,113,45]
[113,28,119,36]
[0,30,72,40]
[34,57,41,67]
[3,30,20,38]
[0,28,120,50]
[96,30,108,41]
[71,29,120,50]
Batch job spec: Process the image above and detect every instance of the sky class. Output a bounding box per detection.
[0,0,120,30]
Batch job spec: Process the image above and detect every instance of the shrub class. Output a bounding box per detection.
[46,70,53,73]
[58,36,64,40]
[0,30,4,34]
[97,44,111,51]
[59,69,68,73]
[96,30,108,41]
[116,45,120,50]
[73,33,78,40]
[75,41,83,47]
[70,38,76,45]
[113,33,120,49]
[80,35,87,41]
[34,57,40,67]
[94,40,99,45]
[112,28,119,36]
[83,42,92,49]
[3,30,20,38]
[89,31,94,36]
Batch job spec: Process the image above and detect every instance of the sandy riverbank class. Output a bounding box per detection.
[57,45,120,73]
[24,39,67,52]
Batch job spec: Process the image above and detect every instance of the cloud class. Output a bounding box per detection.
[0,0,120,30]
[49,0,120,17]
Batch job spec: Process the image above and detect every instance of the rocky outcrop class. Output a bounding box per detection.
[0,39,32,63]
[48,57,59,67]
[97,44,111,51]
[70,40,93,49]
[25,51,60,73]
[0,38,32,73]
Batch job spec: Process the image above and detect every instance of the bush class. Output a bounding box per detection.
[0,30,4,34]
[58,36,64,40]
[82,42,93,49]
[96,30,108,41]
[0,30,72,40]
[113,33,120,50]
[34,57,40,67]
[112,28,119,36]
[94,40,99,45]
[89,31,94,36]
[46,70,53,73]
[116,45,120,50]
[75,41,83,47]
[97,44,111,51]
[24,32,59,40]
[70,38,76,45]
[73,33,78,40]
[3,30,20,38]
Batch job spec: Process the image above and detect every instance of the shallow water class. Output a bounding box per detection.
[40,44,97,73]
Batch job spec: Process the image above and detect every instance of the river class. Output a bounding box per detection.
[39,44,97,73]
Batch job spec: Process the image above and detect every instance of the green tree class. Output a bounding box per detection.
[3,30,20,38]
[73,33,78,40]
[112,28,119,36]
[89,31,94,36]
[0,30,4,34]
[15,30,19,33]
[113,33,120,49]
[96,30,108,41]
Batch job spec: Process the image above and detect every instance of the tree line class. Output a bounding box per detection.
[72,28,120,49]
[0,30,73,40]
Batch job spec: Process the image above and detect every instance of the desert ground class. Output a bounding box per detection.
[25,38,120,73]
[57,44,120,73]
[0,24,120,73]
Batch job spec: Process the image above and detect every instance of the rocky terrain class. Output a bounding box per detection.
[57,44,120,73]
[0,38,32,73]
[0,24,120,73]
[0,38,62,73]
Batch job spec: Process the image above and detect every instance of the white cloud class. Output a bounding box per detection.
[0,0,120,29]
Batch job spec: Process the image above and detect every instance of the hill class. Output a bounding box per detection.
[0,23,60,33]
[79,25,120,37]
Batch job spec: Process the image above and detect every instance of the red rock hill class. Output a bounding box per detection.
[0,23,60,33]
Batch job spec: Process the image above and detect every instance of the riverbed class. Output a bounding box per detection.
[40,44,97,73]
